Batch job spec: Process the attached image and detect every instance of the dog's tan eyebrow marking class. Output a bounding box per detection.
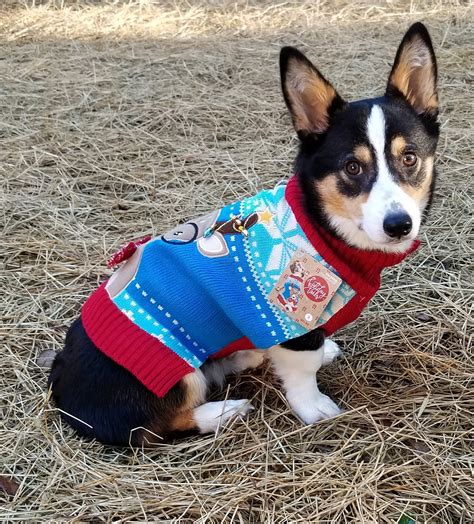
[401,156,434,203]
[353,145,372,164]
[391,135,407,157]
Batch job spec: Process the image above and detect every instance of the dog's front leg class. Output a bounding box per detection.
[269,332,342,424]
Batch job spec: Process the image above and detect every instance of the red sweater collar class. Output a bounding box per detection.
[284,175,420,297]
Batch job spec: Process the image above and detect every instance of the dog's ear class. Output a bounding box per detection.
[386,22,438,119]
[280,47,345,138]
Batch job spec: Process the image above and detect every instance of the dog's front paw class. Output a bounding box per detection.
[322,339,342,366]
[288,392,342,425]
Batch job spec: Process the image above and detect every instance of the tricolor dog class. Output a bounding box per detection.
[49,23,439,445]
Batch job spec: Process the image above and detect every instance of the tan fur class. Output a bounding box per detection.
[169,371,208,432]
[354,144,372,165]
[315,175,368,219]
[391,135,407,158]
[169,409,197,432]
[389,38,438,114]
[401,156,434,204]
[286,59,337,134]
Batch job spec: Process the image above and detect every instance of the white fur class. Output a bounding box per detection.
[269,345,341,424]
[322,339,342,365]
[329,215,411,253]
[329,105,423,253]
[362,105,421,247]
[194,399,254,433]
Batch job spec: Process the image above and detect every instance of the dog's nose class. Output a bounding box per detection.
[383,212,413,238]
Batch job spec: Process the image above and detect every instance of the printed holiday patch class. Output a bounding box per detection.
[268,249,342,329]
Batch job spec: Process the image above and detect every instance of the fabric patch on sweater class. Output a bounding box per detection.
[268,249,342,329]
[107,183,356,365]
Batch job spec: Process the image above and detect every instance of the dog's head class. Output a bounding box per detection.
[281,23,439,252]
[289,261,305,277]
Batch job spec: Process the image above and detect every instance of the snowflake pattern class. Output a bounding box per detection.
[109,182,357,367]
[240,183,356,332]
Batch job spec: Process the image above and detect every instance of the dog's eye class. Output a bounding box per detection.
[402,152,418,167]
[344,160,362,176]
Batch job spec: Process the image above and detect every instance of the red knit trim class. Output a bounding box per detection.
[82,283,194,397]
[319,294,367,336]
[284,175,420,334]
[210,337,255,359]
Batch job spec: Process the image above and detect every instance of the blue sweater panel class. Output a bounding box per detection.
[111,184,356,369]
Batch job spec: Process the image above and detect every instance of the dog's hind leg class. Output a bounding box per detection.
[170,398,254,435]
[200,350,265,388]
[164,359,257,438]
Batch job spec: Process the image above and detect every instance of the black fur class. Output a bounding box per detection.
[48,318,190,446]
[280,329,325,352]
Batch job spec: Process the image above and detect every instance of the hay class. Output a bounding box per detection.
[1,0,472,521]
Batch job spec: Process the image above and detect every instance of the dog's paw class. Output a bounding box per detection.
[194,399,254,433]
[229,350,265,372]
[322,339,342,366]
[289,392,342,425]
[222,398,254,418]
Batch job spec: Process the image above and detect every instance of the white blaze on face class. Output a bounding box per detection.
[362,105,421,246]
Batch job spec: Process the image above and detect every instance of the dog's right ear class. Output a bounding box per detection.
[386,22,438,119]
[280,47,345,139]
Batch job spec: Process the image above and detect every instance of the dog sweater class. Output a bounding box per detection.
[82,176,419,397]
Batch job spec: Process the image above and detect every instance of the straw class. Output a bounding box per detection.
[1,1,472,521]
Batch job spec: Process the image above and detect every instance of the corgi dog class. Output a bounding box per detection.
[48,23,439,446]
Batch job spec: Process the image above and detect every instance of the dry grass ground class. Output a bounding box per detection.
[1,0,472,522]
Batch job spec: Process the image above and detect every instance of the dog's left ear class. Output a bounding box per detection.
[386,22,438,119]
[280,47,346,139]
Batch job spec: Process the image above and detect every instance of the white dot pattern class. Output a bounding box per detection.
[114,282,208,367]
